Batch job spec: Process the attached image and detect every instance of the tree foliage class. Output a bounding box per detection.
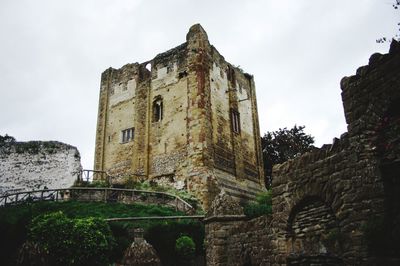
[0,134,16,145]
[377,0,399,43]
[242,191,272,218]
[28,211,115,266]
[261,125,315,188]
[175,235,196,259]
[145,221,204,266]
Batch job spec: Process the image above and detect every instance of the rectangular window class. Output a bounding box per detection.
[231,109,240,134]
[121,128,135,143]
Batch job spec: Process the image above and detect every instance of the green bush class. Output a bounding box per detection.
[255,190,272,205]
[0,206,31,265]
[243,203,272,218]
[29,211,115,265]
[175,235,196,258]
[73,179,109,188]
[243,190,272,219]
[0,201,200,265]
[145,221,205,266]
[0,134,15,145]
[15,141,41,154]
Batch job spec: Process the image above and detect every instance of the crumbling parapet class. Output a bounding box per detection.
[203,39,400,266]
[270,40,400,264]
[0,140,82,194]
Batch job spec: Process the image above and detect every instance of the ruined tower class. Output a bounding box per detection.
[94,24,264,208]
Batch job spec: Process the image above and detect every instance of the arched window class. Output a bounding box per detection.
[153,97,163,122]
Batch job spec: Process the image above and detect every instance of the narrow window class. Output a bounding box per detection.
[167,65,173,73]
[231,109,240,134]
[153,97,163,122]
[121,128,135,143]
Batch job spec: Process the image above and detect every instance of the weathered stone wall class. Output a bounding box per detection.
[205,193,278,265]
[272,134,383,264]
[0,141,81,195]
[207,216,278,265]
[209,46,264,201]
[204,41,400,265]
[103,64,138,177]
[94,24,265,209]
[270,41,400,264]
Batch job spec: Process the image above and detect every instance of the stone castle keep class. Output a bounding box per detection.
[94,24,264,208]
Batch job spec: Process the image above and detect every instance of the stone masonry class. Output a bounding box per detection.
[205,41,400,265]
[0,141,82,195]
[94,24,265,209]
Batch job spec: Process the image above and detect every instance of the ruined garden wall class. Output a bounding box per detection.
[0,141,81,195]
[205,41,400,265]
[272,135,384,264]
[206,215,278,266]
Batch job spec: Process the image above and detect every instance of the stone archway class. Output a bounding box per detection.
[285,196,343,265]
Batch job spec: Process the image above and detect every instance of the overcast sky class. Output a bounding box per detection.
[0,0,398,169]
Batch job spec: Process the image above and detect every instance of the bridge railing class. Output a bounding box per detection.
[0,187,195,214]
[75,169,110,183]
[105,215,205,222]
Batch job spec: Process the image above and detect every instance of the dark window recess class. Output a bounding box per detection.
[121,128,134,143]
[153,98,163,122]
[178,71,188,79]
[231,109,240,133]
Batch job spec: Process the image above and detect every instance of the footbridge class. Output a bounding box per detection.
[0,187,195,214]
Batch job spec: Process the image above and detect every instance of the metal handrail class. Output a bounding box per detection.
[105,215,205,222]
[0,187,195,214]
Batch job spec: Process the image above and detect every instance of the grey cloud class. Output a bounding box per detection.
[0,0,397,168]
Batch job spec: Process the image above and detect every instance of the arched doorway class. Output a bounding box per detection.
[286,196,343,265]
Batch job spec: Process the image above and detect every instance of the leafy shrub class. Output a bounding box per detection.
[243,190,272,218]
[256,190,272,205]
[145,221,205,266]
[29,211,115,265]
[15,141,41,154]
[0,201,199,265]
[73,179,109,188]
[0,206,31,265]
[0,134,15,145]
[108,222,132,262]
[243,203,272,218]
[42,141,58,154]
[175,235,196,258]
